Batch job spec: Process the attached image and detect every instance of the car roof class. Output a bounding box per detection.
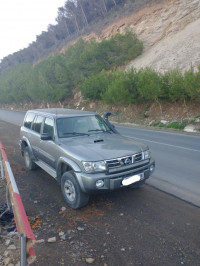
[27,108,96,118]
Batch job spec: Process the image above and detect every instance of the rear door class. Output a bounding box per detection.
[30,115,44,159]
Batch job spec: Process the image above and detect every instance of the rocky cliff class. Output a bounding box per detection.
[83,0,200,73]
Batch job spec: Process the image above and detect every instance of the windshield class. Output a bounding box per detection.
[56,115,110,138]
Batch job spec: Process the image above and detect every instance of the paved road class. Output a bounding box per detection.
[1,119,200,265]
[0,109,200,206]
[117,125,200,207]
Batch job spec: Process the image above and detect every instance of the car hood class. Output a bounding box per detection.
[58,133,148,161]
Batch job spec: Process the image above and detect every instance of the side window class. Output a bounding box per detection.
[32,116,44,133]
[43,118,54,138]
[24,113,35,129]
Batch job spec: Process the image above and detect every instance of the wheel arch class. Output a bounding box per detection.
[20,137,35,159]
[56,157,81,184]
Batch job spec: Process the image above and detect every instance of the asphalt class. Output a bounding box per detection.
[0,109,200,206]
[0,113,200,265]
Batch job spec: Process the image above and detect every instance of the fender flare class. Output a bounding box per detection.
[56,157,81,183]
[20,136,36,160]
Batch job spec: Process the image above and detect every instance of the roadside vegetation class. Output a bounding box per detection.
[80,66,200,104]
[152,120,196,130]
[0,31,143,103]
[0,28,199,106]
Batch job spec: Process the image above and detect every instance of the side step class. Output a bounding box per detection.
[35,160,57,179]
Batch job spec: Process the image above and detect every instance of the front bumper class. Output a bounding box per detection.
[75,158,155,193]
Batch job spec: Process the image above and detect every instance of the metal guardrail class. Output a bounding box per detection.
[0,141,36,265]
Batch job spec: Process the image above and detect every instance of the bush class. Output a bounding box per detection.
[184,66,200,101]
[137,68,161,101]
[79,71,111,99]
[102,71,135,105]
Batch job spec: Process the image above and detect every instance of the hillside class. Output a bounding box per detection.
[79,0,200,73]
[0,0,200,132]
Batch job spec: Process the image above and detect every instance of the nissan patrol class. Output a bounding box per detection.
[20,108,155,209]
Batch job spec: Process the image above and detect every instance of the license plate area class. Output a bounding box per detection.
[122,173,144,186]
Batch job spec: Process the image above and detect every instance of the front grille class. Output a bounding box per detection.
[134,153,142,162]
[106,152,143,170]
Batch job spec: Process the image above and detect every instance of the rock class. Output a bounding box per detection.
[89,103,95,109]
[60,235,66,240]
[77,227,84,231]
[149,120,155,126]
[85,258,95,264]
[5,239,11,246]
[184,125,197,133]
[4,250,9,257]
[160,120,169,125]
[7,244,16,250]
[48,237,56,243]
[36,239,45,244]
[3,258,11,265]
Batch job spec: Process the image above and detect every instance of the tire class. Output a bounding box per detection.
[61,171,89,209]
[128,180,145,189]
[24,147,37,170]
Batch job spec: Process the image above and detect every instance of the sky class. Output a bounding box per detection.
[0,0,66,60]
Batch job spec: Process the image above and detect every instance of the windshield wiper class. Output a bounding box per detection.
[88,129,104,132]
[63,132,90,136]
[88,129,112,134]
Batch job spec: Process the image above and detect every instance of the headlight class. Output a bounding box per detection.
[82,161,106,173]
[143,149,151,160]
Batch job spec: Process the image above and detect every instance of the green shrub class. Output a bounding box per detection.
[79,71,111,99]
[184,66,200,101]
[137,68,161,101]
[166,121,188,130]
[166,69,186,101]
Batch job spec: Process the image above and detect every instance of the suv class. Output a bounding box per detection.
[20,108,155,209]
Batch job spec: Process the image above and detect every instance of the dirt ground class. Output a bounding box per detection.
[0,121,200,265]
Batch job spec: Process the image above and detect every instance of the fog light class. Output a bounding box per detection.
[96,180,104,188]
[150,165,154,172]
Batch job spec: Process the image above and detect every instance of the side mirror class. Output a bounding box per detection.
[104,112,112,121]
[103,111,119,134]
[40,133,52,141]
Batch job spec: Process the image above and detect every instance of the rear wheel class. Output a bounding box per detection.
[24,147,37,170]
[61,171,89,209]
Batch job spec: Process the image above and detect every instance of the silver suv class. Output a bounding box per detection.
[20,109,155,209]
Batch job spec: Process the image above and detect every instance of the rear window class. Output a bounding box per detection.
[24,113,35,129]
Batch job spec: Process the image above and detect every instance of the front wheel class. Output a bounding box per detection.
[61,171,89,209]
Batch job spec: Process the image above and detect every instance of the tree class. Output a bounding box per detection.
[78,0,89,26]
[65,1,80,32]
[184,66,200,101]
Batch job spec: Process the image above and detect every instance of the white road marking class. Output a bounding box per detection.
[123,135,200,153]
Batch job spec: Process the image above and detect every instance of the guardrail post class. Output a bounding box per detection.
[0,149,4,179]
[20,233,26,266]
